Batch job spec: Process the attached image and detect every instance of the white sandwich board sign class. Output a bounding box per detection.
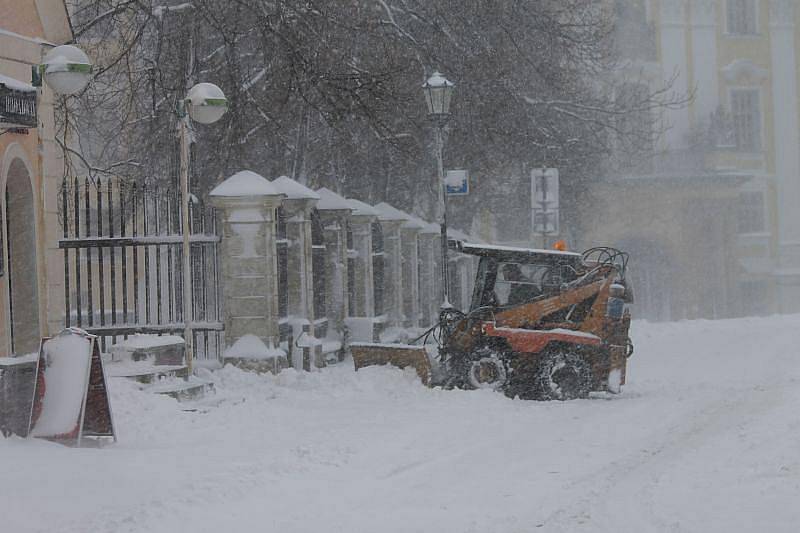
[28,328,116,446]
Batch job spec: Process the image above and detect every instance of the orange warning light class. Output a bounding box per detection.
[553,240,567,251]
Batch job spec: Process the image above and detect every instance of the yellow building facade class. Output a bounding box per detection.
[0,0,72,355]
[584,0,800,319]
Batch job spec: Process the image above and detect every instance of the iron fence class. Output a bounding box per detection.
[58,177,222,360]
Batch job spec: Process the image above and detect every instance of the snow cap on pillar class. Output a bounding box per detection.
[209,170,281,197]
[407,214,440,234]
[271,175,320,215]
[271,176,321,200]
[346,198,380,218]
[374,202,425,231]
[373,202,408,222]
[316,188,353,211]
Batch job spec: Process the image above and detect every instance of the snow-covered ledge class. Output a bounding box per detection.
[209,171,286,369]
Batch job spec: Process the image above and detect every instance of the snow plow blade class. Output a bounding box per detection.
[350,343,431,385]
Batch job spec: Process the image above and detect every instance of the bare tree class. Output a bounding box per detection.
[63,0,687,233]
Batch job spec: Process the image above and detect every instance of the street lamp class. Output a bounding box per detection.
[37,44,93,94]
[422,71,455,307]
[177,82,228,373]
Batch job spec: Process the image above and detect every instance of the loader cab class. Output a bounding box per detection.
[454,243,583,312]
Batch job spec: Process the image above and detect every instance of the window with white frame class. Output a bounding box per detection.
[737,191,765,233]
[731,89,761,152]
[727,0,757,35]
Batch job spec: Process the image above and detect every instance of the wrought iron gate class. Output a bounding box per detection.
[58,177,223,359]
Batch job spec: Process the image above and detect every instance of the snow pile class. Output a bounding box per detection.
[224,334,284,360]
[3,315,800,532]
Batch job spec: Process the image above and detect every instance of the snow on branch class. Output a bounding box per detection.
[242,68,267,92]
[153,2,194,19]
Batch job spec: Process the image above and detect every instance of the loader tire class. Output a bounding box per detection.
[533,350,592,401]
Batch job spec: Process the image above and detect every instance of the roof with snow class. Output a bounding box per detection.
[210,170,281,197]
[271,176,321,200]
[346,198,380,217]
[457,242,581,259]
[316,188,352,211]
[0,74,35,93]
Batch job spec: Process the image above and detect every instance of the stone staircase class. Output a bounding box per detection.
[104,335,213,401]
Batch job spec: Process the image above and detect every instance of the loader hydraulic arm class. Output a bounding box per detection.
[495,279,605,329]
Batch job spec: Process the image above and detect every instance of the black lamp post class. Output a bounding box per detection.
[422,71,455,308]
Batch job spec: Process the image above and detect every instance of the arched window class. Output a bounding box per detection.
[371,222,384,316]
[276,206,288,320]
[311,209,326,322]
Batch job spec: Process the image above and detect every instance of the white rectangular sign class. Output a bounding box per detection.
[531,168,559,209]
[532,208,559,234]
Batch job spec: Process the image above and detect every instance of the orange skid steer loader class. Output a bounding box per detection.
[351,244,633,400]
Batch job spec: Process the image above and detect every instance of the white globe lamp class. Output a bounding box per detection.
[186,82,228,124]
[42,45,92,95]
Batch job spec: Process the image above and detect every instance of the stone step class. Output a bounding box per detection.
[106,362,189,384]
[145,376,214,401]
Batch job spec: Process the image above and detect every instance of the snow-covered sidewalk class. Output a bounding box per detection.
[2,315,800,533]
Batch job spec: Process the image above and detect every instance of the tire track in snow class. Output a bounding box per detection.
[536,380,794,532]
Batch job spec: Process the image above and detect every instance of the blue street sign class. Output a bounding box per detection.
[445,169,469,195]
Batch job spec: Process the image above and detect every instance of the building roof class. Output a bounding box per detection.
[209,170,281,197]
[271,176,320,200]
[316,188,352,211]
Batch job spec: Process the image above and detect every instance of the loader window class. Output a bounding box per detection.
[494,262,547,306]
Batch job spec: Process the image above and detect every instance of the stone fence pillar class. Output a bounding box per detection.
[416,225,441,327]
[316,188,353,342]
[344,199,382,341]
[400,222,422,328]
[210,171,286,369]
[374,204,405,328]
[272,176,322,369]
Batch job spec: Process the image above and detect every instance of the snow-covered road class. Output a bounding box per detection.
[3,315,800,533]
